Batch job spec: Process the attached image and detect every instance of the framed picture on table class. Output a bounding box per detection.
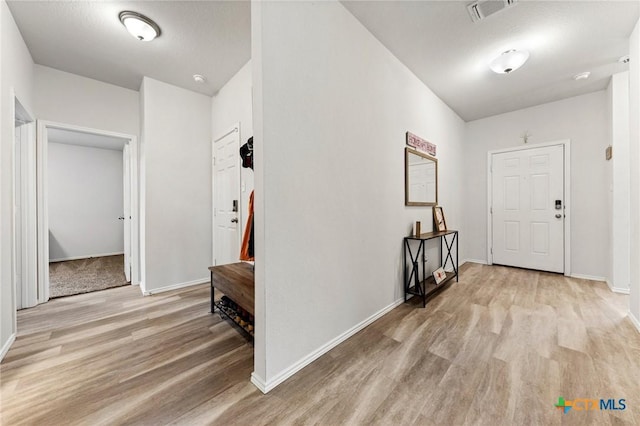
[433,206,446,232]
[433,267,447,284]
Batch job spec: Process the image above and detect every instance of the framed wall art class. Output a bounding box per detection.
[433,206,446,232]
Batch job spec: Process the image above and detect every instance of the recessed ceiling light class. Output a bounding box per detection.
[490,49,529,74]
[193,74,206,83]
[119,11,161,41]
[573,72,590,81]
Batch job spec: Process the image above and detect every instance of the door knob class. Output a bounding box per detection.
[231,218,239,223]
[555,214,562,219]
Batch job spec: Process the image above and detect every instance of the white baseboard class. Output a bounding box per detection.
[628,311,640,333]
[570,273,606,282]
[143,277,209,296]
[250,372,268,393]
[49,252,124,262]
[257,297,405,394]
[463,258,487,265]
[0,333,16,362]
[605,279,630,295]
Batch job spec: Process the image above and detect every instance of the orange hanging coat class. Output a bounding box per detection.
[240,190,254,261]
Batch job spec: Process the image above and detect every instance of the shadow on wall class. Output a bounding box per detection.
[49,231,64,263]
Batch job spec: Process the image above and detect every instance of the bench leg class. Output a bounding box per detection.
[211,273,216,313]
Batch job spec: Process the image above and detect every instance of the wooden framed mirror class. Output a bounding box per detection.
[405,147,438,206]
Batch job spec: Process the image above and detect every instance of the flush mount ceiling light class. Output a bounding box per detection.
[119,11,161,41]
[573,71,591,81]
[490,49,530,74]
[193,74,206,83]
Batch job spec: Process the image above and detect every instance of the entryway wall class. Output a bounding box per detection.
[34,65,139,136]
[629,18,640,330]
[251,1,467,391]
[464,90,610,281]
[607,72,631,294]
[140,77,212,294]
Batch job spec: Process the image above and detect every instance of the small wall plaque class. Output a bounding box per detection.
[406,131,436,156]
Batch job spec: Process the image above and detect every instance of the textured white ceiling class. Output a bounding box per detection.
[342,1,639,121]
[48,128,128,151]
[7,1,638,121]
[7,0,251,96]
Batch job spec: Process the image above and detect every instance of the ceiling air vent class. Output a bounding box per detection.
[467,0,518,23]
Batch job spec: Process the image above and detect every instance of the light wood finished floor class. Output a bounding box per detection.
[2,263,639,425]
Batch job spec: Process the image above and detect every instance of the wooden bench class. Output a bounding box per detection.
[208,262,255,339]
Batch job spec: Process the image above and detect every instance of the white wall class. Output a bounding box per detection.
[34,65,139,136]
[608,72,630,292]
[1,0,34,357]
[211,60,254,255]
[606,80,613,285]
[252,1,465,388]
[140,77,212,293]
[629,19,640,328]
[464,91,610,279]
[48,142,123,261]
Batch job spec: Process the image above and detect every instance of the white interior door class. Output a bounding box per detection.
[213,127,241,266]
[491,144,564,273]
[14,125,23,309]
[14,104,37,310]
[123,144,131,282]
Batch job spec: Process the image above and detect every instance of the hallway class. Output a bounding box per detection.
[1,263,639,425]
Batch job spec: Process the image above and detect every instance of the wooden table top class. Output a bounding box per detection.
[208,262,255,315]
[405,229,458,240]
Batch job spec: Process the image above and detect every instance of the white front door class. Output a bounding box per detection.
[123,144,131,282]
[213,126,241,266]
[491,144,564,273]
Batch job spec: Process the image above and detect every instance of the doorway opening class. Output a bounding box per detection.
[36,122,141,302]
[47,128,129,297]
[487,140,571,275]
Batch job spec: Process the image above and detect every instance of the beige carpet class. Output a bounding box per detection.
[49,255,129,298]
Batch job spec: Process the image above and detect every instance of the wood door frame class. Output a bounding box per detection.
[486,140,571,276]
[36,121,141,303]
[212,123,242,266]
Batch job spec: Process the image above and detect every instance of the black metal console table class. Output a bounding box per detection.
[404,230,458,307]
